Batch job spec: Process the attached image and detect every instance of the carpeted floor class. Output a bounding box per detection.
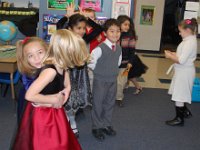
[0,86,200,150]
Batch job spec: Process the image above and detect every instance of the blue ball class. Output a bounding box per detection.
[0,20,17,42]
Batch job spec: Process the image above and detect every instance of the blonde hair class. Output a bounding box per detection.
[16,37,48,76]
[43,29,89,69]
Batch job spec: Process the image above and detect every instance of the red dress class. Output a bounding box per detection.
[12,65,82,150]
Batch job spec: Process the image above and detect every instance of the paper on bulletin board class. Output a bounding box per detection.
[184,11,198,19]
[111,0,131,18]
[47,0,74,10]
[43,14,64,42]
[185,2,199,12]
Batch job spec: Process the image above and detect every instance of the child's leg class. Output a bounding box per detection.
[91,79,105,129]
[129,78,142,94]
[165,101,184,126]
[101,81,117,136]
[103,81,117,127]
[91,79,106,140]
[125,80,131,88]
[88,68,94,92]
[183,103,192,118]
[66,109,79,137]
[116,68,127,104]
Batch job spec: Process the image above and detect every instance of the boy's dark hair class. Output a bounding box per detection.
[103,18,120,32]
[68,14,87,29]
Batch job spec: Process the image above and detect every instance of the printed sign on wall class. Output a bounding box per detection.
[43,14,63,42]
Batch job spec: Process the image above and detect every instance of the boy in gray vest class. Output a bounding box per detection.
[88,19,122,141]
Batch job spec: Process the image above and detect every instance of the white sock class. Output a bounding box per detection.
[175,101,184,107]
[68,112,78,133]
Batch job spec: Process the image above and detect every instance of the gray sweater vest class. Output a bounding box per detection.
[93,43,121,82]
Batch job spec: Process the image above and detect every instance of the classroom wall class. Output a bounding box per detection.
[0,0,39,44]
[134,0,165,51]
[38,0,113,38]
[0,0,134,44]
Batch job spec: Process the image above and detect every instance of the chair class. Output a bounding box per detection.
[0,70,21,98]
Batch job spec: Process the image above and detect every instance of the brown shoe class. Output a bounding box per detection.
[134,88,142,95]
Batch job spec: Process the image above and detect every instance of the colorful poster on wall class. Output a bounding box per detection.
[43,14,63,42]
[78,0,103,12]
[48,0,74,10]
[111,0,131,18]
[140,5,155,25]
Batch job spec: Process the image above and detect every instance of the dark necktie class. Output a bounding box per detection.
[112,45,116,51]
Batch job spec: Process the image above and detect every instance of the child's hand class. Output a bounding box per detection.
[164,50,172,58]
[65,2,75,17]
[78,6,84,15]
[96,35,102,42]
[60,88,70,104]
[127,63,132,69]
[53,92,65,108]
[81,10,89,19]
[87,54,93,63]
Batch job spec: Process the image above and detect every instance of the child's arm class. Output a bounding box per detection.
[128,36,136,67]
[25,68,65,105]
[56,16,69,30]
[60,70,71,104]
[56,3,76,30]
[83,18,104,44]
[87,47,102,70]
[118,51,122,66]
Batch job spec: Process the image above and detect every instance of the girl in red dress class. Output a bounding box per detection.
[12,30,89,150]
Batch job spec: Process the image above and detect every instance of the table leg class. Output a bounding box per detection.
[10,73,15,100]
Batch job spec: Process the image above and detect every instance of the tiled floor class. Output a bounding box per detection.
[130,53,200,89]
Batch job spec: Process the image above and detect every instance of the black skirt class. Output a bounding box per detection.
[128,55,148,79]
[64,64,92,112]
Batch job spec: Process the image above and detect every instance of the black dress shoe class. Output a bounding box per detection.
[92,129,105,141]
[183,106,192,119]
[74,131,79,138]
[116,100,124,107]
[72,128,79,138]
[165,117,184,126]
[165,107,184,126]
[102,126,116,136]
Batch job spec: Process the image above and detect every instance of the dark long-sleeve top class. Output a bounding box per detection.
[56,16,103,44]
[119,32,136,68]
